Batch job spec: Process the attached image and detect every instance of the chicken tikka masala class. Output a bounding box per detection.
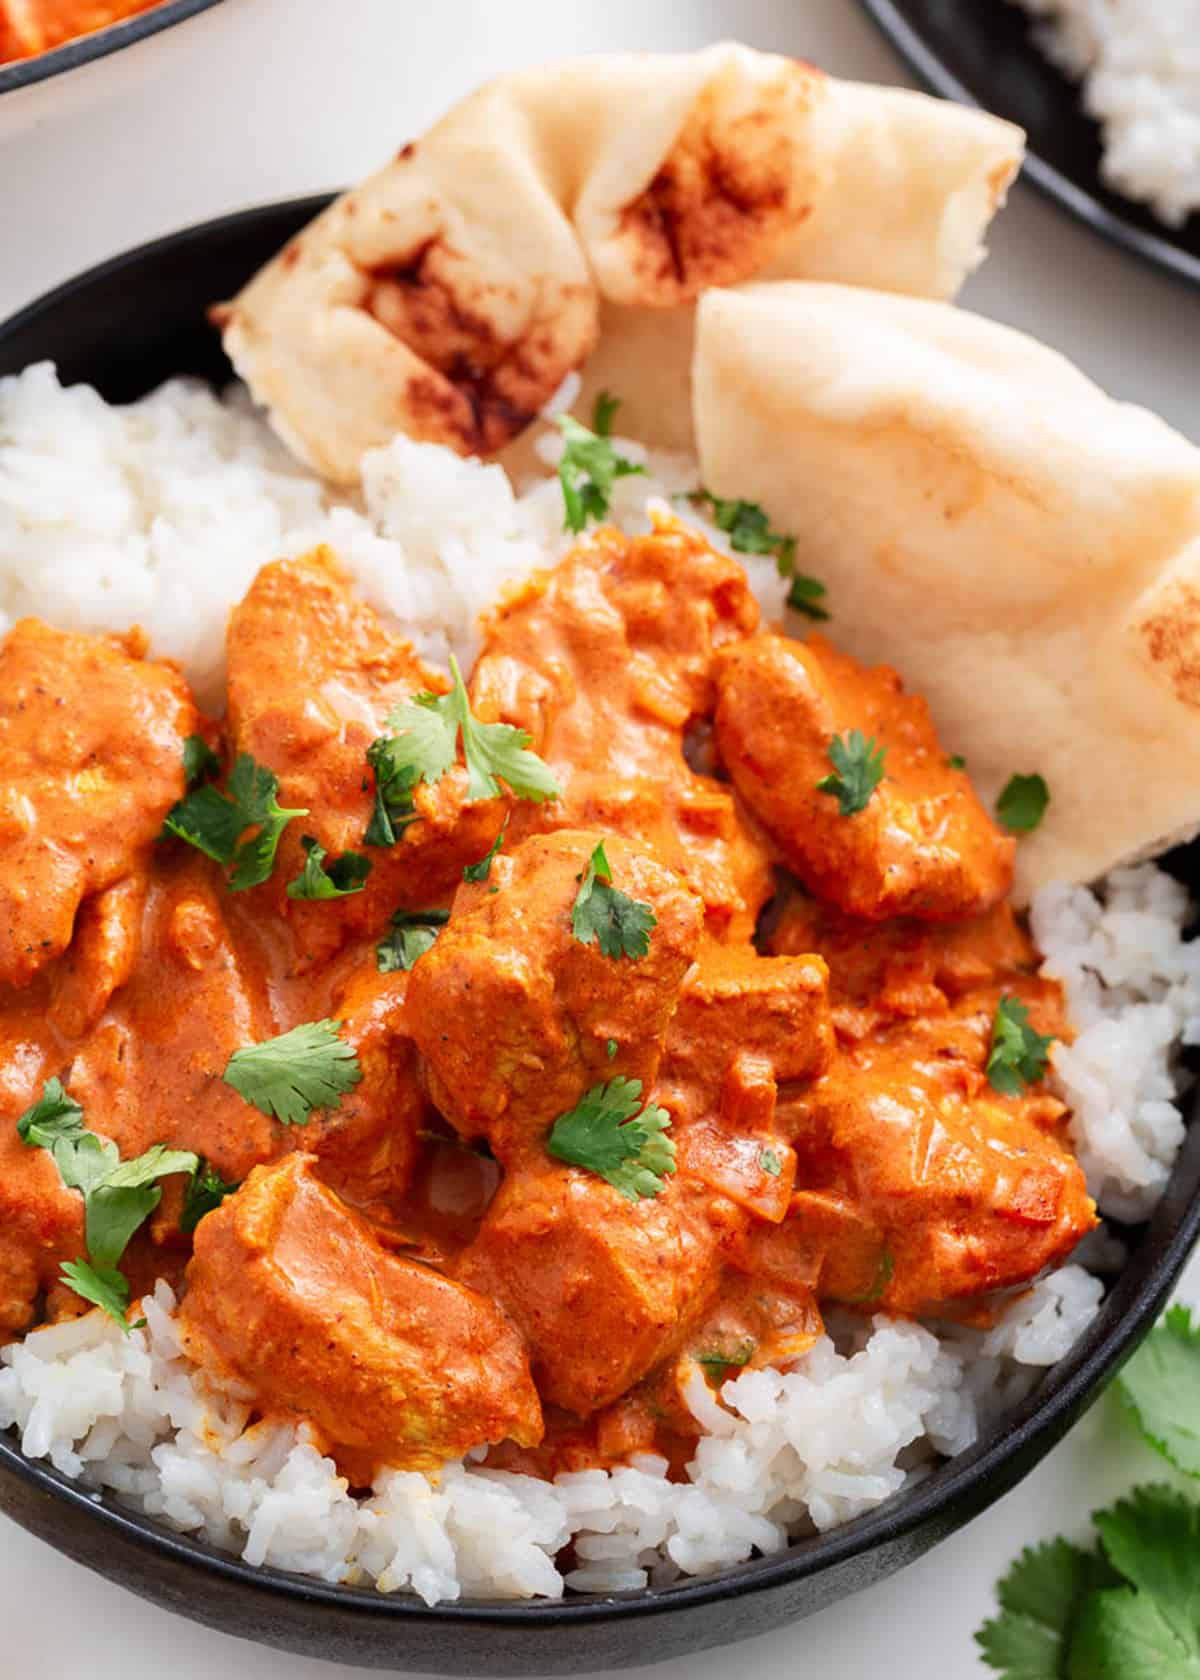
[0,504,1095,1485]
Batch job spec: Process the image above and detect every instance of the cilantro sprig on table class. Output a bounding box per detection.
[546,1076,675,1201]
[363,657,559,848]
[556,394,645,533]
[16,1078,218,1329]
[979,1306,1200,1678]
[816,730,886,817]
[570,841,657,961]
[163,751,307,890]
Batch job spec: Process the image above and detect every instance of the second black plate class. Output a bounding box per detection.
[859,0,1200,289]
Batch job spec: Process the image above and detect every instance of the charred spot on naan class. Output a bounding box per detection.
[613,60,824,306]
[1140,581,1200,709]
[363,237,594,453]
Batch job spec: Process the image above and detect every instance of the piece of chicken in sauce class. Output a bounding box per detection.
[0,521,1096,1491]
[469,518,774,942]
[714,632,1014,921]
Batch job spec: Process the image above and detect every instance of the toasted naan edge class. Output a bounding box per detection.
[693,282,1200,902]
[221,44,1023,482]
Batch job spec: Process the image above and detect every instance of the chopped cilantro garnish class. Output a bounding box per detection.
[287,835,372,900]
[372,658,560,812]
[59,1259,133,1329]
[591,390,620,437]
[547,1077,675,1201]
[463,828,505,883]
[689,490,797,574]
[363,736,420,848]
[785,572,830,621]
[695,1338,756,1381]
[556,413,645,533]
[997,773,1049,834]
[18,1080,201,1330]
[606,1038,619,1061]
[181,734,221,788]
[571,841,656,961]
[816,730,886,817]
[947,754,968,771]
[180,1160,241,1235]
[1117,1304,1200,1478]
[223,1019,361,1127]
[759,1147,783,1178]
[163,753,307,890]
[986,996,1054,1096]
[375,908,450,973]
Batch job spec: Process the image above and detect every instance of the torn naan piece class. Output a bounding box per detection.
[693,282,1200,901]
[220,43,1023,481]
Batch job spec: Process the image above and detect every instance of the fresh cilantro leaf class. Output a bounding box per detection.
[606,1038,619,1061]
[847,1247,895,1304]
[759,1147,783,1178]
[377,658,560,808]
[690,489,801,581]
[816,730,886,817]
[181,734,221,788]
[556,414,645,533]
[364,736,421,848]
[977,1537,1113,1678]
[53,1131,119,1198]
[86,1144,199,1268]
[223,1019,361,1126]
[947,754,968,771]
[59,1259,133,1331]
[997,773,1050,834]
[16,1077,84,1148]
[163,753,307,890]
[987,996,1055,1096]
[1118,1306,1200,1478]
[546,1077,675,1201]
[695,1337,756,1381]
[592,390,620,437]
[785,572,830,621]
[375,908,450,973]
[287,835,373,900]
[180,1160,240,1235]
[463,828,504,883]
[1061,1488,1200,1679]
[571,841,656,960]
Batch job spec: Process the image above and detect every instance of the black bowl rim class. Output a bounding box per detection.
[857,0,1200,290]
[0,0,226,98]
[1,196,1199,1631]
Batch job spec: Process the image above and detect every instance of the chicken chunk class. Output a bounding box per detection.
[225,549,503,968]
[65,852,277,1186]
[750,1030,1096,1315]
[406,830,703,1160]
[0,1124,85,1334]
[714,633,1014,920]
[178,1154,542,1477]
[470,519,774,940]
[456,1161,738,1416]
[0,619,196,989]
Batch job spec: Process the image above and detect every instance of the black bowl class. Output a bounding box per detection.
[859,0,1200,289]
[0,0,226,98]
[2,200,1199,1675]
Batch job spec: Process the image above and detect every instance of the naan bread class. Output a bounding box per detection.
[693,282,1200,900]
[221,43,1022,482]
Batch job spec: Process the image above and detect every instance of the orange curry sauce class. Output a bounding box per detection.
[0,523,1095,1486]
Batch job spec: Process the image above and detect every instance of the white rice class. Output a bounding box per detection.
[1016,0,1200,226]
[0,365,1194,1601]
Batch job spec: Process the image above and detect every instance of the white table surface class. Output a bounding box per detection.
[1,2,1198,1676]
